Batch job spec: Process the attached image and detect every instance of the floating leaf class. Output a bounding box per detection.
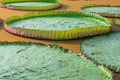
[81,32,120,72]
[1,0,61,11]
[82,5,120,18]
[4,11,110,40]
[0,42,113,80]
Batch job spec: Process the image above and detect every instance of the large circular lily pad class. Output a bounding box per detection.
[4,11,110,40]
[81,32,120,72]
[82,5,120,18]
[1,0,61,10]
[0,42,112,80]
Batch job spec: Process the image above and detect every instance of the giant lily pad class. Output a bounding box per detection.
[111,19,120,32]
[81,32,120,72]
[4,11,110,40]
[1,0,61,10]
[113,19,120,26]
[82,5,120,18]
[0,42,113,80]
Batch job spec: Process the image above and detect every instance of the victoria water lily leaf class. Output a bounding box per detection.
[111,19,120,32]
[4,11,110,40]
[113,19,120,26]
[0,42,113,80]
[82,5,120,18]
[81,32,120,72]
[1,0,61,10]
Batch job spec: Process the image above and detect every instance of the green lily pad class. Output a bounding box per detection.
[82,5,120,18]
[0,42,112,80]
[81,32,120,72]
[111,19,120,32]
[4,11,110,40]
[1,0,61,10]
